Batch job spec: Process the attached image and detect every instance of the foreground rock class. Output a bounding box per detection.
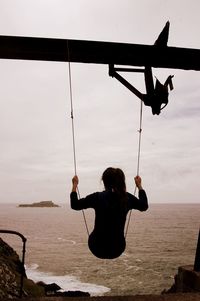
[4,294,200,301]
[163,265,200,294]
[37,281,90,297]
[0,237,44,298]
[18,200,60,207]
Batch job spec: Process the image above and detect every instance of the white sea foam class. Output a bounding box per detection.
[25,264,110,296]
[57,237,76,244]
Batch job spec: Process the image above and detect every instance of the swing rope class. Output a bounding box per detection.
[67,42,143,238]
[125,99,143,237]
[67,42,90,237]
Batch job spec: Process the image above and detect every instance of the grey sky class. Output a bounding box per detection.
[0,0,200,203]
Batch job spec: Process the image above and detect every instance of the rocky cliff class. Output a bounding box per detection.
[0,237,45,299]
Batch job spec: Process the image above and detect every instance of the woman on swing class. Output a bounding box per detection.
[70,167,148,259]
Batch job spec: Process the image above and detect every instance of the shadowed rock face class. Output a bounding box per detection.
[0,237,24,298]
[0,238,45,299]
[164,265,200,294]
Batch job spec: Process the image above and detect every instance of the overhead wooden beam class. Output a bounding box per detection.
[0,35,200,71]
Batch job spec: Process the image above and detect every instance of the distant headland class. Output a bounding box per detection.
[18,201,60,208]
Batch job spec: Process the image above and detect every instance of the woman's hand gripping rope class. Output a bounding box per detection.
[72,175,79,192]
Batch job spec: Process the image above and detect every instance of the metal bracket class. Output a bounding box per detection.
[109,64,174,115]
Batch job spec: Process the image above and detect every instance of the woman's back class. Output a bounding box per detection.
[88,190,127,259]
[93,190,127,236]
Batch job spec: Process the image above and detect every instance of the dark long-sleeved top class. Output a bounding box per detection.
[70,189,148,259]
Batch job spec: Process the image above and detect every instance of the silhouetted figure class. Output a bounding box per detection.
[70,167,148,259]
[154,21,170,47]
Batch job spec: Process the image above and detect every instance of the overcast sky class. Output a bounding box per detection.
[0,0,200,203]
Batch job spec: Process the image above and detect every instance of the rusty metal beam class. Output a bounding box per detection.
[0,35,200,71]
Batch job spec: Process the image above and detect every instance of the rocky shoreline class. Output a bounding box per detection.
[0,237,199,300]
[0,238,89,299]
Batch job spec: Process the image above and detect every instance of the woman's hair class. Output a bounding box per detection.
[102,167,126,197]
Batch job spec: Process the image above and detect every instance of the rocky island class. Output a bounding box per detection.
[18,201,60,208]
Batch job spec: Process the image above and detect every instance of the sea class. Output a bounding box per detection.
[0,202,199,296]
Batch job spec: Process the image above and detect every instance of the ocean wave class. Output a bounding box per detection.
[57,237,76,245]
[26,263,39,270]
[125,265,142,272]
[25,264,110,296]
